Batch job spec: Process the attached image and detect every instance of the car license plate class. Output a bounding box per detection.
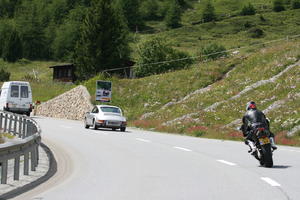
[259,137,270,145]
[107,121,120,126]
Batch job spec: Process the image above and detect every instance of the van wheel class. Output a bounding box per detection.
[26,112,30,117]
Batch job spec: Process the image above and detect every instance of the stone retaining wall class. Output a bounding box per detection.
[35,85,93,120]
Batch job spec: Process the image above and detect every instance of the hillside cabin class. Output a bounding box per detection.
[49,63,76,82]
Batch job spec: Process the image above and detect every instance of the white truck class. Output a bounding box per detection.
[0,81,33,116]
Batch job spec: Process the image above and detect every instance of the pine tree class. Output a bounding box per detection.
[74,0,130,80]
[115,0,143,31]
[16,2,47,60]
[165,0,182,28]
[202,1,216,23]
[2,28,23,62]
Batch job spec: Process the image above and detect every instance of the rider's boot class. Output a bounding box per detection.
[270,137,277,150]
[247,140,257,155]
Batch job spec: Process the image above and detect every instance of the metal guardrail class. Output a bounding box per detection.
[0,111,41,184]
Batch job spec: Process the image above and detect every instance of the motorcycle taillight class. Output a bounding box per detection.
[258,127,265,131]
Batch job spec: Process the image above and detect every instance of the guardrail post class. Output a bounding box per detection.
[8,114,13,133]
[18,116,22,138]
[14,156,20,180]
[0,112,3,129]
[24,152,29,175]
[13,115,18,135]
[31,147,36,171]
[22,118,26,139]
[4,113,8,132]
[36,144,39,167]
[28,121,33,136]
[1,160,8,184]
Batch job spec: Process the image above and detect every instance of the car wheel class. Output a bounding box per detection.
[84,118,89,129]
[120,127,126,132]
[92,120,97,130]
[112,128,116,131]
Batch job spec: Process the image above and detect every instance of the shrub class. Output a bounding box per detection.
[240,3,256,15]
[244,21,253,29]
[140,0,160,20]
[292,0,300,8]
[0,68,10,81]
[165,0,182,28]
[200,43,227,60]
[273,0,285,12]
[202,1,216,23]
[259,15,266,22]
[135,37,193,77]
[248,27,264,38]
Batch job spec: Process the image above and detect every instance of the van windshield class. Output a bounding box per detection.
[21,86,28,98]
[11,85,19,98]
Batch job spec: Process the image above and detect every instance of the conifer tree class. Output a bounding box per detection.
[115,0,143,31]
[165,0,182,28]
[202,1,216,23]
[74,0,130,80]
[2,28,23,62]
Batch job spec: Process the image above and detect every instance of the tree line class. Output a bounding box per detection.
[0,0,299,80]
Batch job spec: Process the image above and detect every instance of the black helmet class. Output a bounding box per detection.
[246,101,256,110]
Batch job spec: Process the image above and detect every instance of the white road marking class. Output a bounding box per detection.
[173,146,192,152]
[136,138,151,143]
[217,160,237,166]
[261,177,281,187]
[280,148,300,153]
[60,125,72,129]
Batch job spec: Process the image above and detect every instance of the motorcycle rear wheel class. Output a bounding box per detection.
[261,144,273,168]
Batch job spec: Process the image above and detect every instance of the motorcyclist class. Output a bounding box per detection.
[240,101,277,154]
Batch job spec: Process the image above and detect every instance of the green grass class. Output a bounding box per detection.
[83,39,300,146]
[0,132,15,144]
[0,59,75,102]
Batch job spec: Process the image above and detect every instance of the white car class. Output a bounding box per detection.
[84,105,127,131]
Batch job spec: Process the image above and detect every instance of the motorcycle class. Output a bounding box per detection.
[246,127,274,168]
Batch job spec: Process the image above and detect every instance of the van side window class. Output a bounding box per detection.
[21,86,29,98]
[11,85,19,98]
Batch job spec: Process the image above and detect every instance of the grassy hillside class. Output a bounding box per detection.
[0,59,74,102]
[83,39,300,146]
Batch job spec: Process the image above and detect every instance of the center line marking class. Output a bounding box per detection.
[136,138,151,143]
[173,146,192,152]
[217,160,237,166]
[261,177,281,187]
[60,125,72,129]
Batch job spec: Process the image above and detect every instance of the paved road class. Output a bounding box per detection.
[15,117,300,200]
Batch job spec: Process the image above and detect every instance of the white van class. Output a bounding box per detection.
[0,81,33,116]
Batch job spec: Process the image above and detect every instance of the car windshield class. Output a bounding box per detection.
[100,107,121,114]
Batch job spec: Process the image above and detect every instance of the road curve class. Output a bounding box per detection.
[14,117,300,200]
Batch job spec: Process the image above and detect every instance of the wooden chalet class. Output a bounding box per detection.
[49,63,76,82]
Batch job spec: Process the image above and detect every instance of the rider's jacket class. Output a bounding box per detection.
[241,109,269,137]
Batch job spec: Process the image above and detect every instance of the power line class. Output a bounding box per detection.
[102,34,300,73]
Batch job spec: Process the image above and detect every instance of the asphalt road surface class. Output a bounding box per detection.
[14,117,300,200]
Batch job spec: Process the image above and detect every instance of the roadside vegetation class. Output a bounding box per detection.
[0,130,15,144]
[0,0,299,146]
